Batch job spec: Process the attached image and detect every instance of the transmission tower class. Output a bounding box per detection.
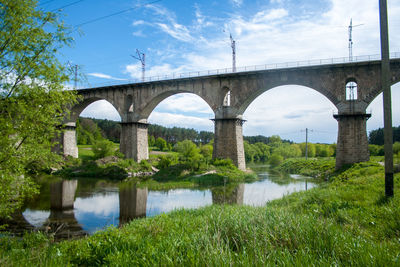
[67,62,79,89]
[348,18,364,61]
[230,34,236,72]
[132,49,145,82]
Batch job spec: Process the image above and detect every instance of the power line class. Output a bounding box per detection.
[51,0,85,12]
[74,0,162,28]
[39,0,57,6]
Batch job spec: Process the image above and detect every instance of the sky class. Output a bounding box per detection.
[40,0,400,143]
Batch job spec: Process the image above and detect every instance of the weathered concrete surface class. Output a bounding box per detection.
[334,113,371,169]
[120,122,149,161]
[213,117,246,170]
[51,123,78,158]
[212,184,244,204]
[56,58,400,169]
[119,185,148,226]
[50,180,78,210]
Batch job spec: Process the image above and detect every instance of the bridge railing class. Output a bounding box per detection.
[79,52,400,89]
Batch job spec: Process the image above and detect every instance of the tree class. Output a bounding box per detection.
[155,137,168,151]
[0,0,77,217]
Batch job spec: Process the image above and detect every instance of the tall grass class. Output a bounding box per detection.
[1,160,399,266]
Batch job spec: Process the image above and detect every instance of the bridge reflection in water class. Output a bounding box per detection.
[7,168,312,239]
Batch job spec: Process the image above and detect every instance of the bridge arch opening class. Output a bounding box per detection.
[242,85,338,144]
[147,93,214,145]
[345,80,358,101]
[366,82,400,144]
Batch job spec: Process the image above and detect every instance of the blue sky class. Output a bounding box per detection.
[40,0,400,143]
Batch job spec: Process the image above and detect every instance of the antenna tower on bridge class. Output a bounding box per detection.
[348,18,364,61]
[132,49,145,82]
[230,34,236,72]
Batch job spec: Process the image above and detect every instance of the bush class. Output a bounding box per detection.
[269,153,284,167]
[139,160,152,172]
[158,154,178,169]
[212,158,235,168]
[92,139,115,159]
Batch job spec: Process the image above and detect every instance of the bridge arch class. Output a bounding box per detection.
[69,97,122,123]
[242,85,338,143]
[139,90,216,120]
[238,83,338,116]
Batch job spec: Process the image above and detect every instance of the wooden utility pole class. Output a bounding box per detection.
[379,0,394,197]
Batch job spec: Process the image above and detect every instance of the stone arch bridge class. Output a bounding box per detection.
[54,57,400,170]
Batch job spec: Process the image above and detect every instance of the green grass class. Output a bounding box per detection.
[1,159,400,265]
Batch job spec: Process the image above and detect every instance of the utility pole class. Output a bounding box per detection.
[305,128,308,160]
[301,128,312,159]
[379,0,394,197]
[230,34,236,72]
[132,49,145,82]
[348,18,363,61]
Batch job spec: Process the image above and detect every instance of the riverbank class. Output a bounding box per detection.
[1,159,399,266]
[57,146,258,190]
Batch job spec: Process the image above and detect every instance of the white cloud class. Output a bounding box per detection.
[75,194,119,217]
[155,22,193,42]
[243,86,338,143]
[231,0,243,7]
[154,93,213,114]
[125,63,188,81]
[87,72,127,81]
[252,8,288,23]
[148,111,213,131]
[80,100,121,121]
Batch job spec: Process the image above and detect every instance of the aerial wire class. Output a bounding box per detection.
[74,0,162,28]
[51,0,85,12]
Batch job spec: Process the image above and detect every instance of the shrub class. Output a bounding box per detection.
[269,153,284,167]
[92,139,115,159]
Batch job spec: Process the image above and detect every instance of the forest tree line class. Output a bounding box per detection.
[76,117,400,161]
[76,117,291,146]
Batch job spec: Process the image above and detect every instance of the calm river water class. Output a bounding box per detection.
[12,164,315,239]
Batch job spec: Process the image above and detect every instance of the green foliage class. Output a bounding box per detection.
[393,142,400,155]
[273,143,302,159]
[299,142,316,157]
[139,160,152,172]
[92,140,116,159]
[174,140,203,170]
[369,125,400,145]
[155,137,168,151]
[0,0,77,217]
[76,118,104,145]
[200,144,213,162]
[244,141,271,163]
[277,158,336,179]
[148,135,155,147]
[157,154,179,169]
[369,144,384,156]
[269,153,284,167]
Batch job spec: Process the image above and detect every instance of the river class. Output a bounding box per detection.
[8,164,315,239]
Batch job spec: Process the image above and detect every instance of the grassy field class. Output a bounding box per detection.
[1,159,399,266]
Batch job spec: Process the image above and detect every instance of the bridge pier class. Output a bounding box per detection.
[212,118,246,170]
[51,122,78,158]
[334,113,371,169]
[119,185,148,226]
[120,122,149,161]
[50,180,78,210]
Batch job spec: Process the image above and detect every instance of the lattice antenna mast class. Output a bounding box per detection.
[348,18,364,61]
[131,49,145,82]
[230,34,236,72]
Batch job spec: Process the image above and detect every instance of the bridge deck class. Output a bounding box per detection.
[78,53,400,91]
